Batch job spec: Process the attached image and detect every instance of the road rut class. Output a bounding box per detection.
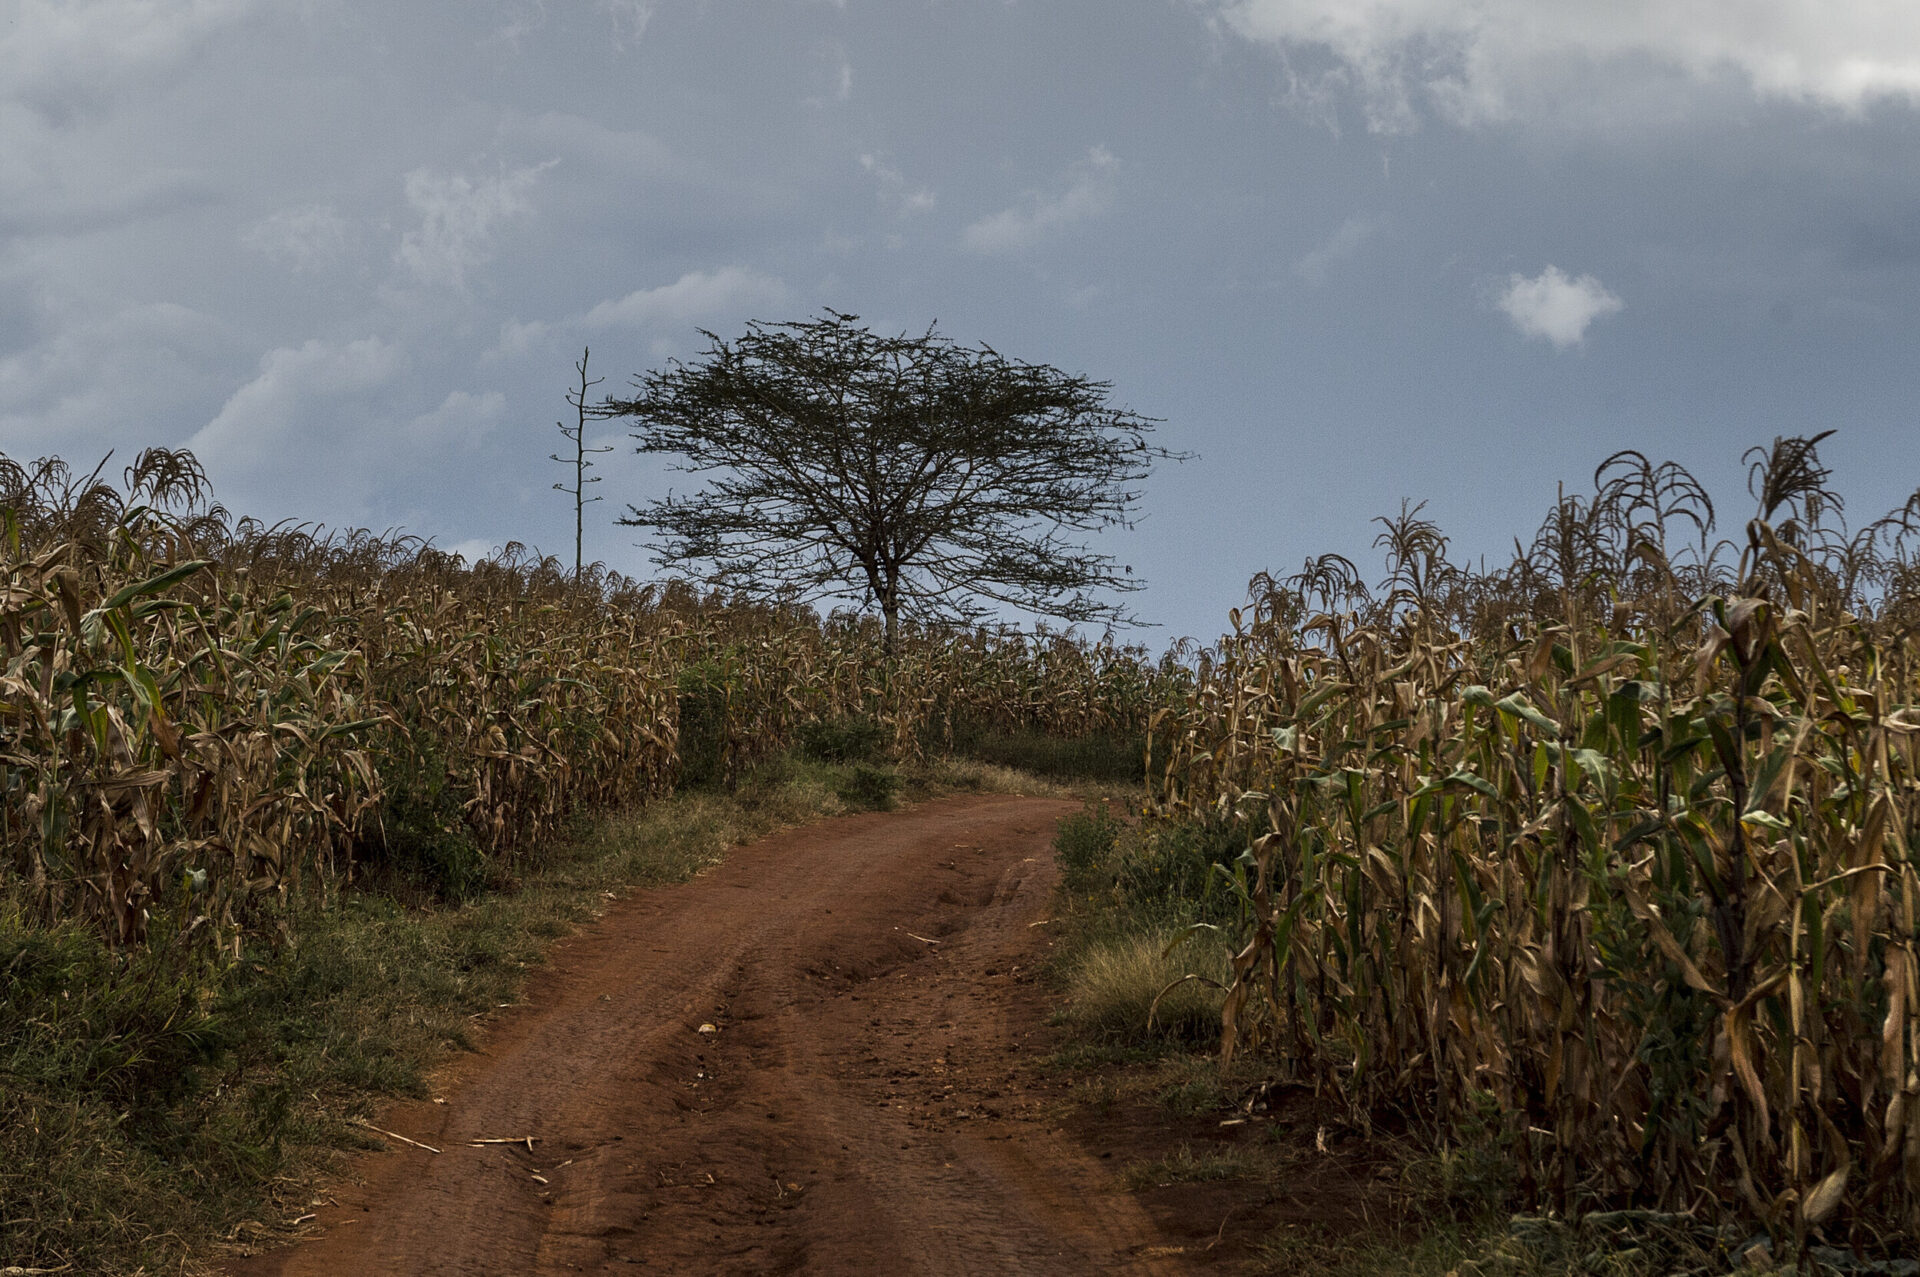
[229,794,1191,1276]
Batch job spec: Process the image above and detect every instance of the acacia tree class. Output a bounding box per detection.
[610,311,1176,650]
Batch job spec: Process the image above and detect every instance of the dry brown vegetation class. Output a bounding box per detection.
[23,430,1920,1269]
[1152,436,1920,1257]
[0,445,1166,1273]
[0,447,1158,957]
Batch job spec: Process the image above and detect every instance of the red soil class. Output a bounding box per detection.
[225,794,1201,1276]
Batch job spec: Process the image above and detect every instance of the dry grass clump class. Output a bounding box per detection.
[1059,928,1233,1046]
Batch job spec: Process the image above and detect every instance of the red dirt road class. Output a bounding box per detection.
[229,794,1193,1276]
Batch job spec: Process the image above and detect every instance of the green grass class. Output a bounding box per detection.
[1045,805,1241,1049]
[1043,1039,1186,1073]
[2,916,228,1269]
[1053,799,1126,894]
[1154,1055,1234,1117]
[1289,1211,1765,1277]
[2,807,728,1274]
[1,749,1054,1276]
[1120,1142,1265,1190]
[1248,1222,1486,1276]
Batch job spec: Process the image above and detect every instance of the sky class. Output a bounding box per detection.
[4,0,1920,641]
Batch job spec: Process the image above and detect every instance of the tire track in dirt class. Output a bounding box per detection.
[228,794,1192,1276]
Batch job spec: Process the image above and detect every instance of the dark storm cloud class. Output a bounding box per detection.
[4,0,1920,636]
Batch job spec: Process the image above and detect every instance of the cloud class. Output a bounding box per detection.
[406,389,508,449]
[1295,213,1386,284]
[578,267,790,329]
[962,147,1119,255]
[0,4,249,240]
[0,0,256,111]
[859,153,936,216]
[804,43,854,106]
[494,318,554,361]
[0,122,212,234]
[488,1,550,50]
[600,0,655,49]
[492,267,791,360]
[444,536,503,564]
[1497,266,1623,348]
[502,112,675,177]
[1204,0,1920,132]
[396,161,558,289]
[0,301,234,456]
[187,338,407,497]
[0,2,254,233]
[244,204,352,274]
[186,341,516,520]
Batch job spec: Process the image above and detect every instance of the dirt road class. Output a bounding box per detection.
[229,794,1193,1276]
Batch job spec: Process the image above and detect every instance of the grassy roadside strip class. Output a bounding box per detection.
[1036,807,1496,1275]
[1038,810,1825,1276]
[1,751,1056,1277]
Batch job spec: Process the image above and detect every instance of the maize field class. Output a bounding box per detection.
[29,432,1920,1250]
[1154,436,1920,1246]
[0,448,1160,956]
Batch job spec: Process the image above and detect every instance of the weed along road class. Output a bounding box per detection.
[229,794,1191,1276]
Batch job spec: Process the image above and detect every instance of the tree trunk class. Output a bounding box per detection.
[880,562,900,657]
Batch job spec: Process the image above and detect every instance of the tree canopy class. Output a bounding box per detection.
[610,311,1177,646]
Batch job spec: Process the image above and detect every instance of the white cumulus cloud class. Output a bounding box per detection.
[0,302,233,456]
[444,536,503,564]
[502,112,675,177]
[963,147,1119,255]
[1497,266,1623,348]
[188,340,516,520]
[1204,0,1920,132]
[496,267,791,359]
[578,266,790,329]
[600,0,655,49]
[803,42,854,107]
[244,204,352,274]
[407,389,507,449]
[187,337,407,503]
[396,161,557,289]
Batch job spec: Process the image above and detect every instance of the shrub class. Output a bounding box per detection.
[1111,815,1252,924]
[362,738,487,902]
[674,660,733,789]
[837,764,901,811]
[1054,802,1124,894]
[947,724,1144,782]
[797,714,887,763]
